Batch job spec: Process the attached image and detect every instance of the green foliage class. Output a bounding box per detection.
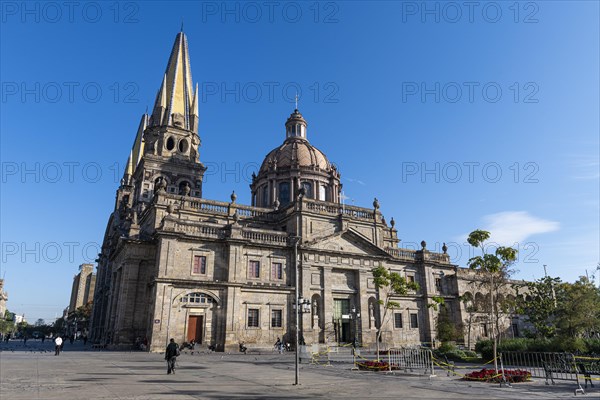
[475,337,600,360]
[372,265,419,299]
[428,296,445,310]
[371,264,419,360]
[555,277,600,338]
[518,276,600,339]
[0,318,15,335]
[436,306,463,343]
[517,276,561,338]
[435,342,475,362]
[466,229,518,371]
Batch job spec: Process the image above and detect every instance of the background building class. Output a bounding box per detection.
[69,264,96,313]
[90,32,525,352]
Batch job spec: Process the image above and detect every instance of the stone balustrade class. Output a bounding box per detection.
[303,198,375,220]
[384,247,450,264]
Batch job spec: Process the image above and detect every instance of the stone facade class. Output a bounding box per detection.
[68,264,96,313]
[0,279,7,317]
[89,31,525,352]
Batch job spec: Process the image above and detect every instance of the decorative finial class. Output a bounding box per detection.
[295,92,299,110]
[230,191,237,203]
[390,217,395,228]
[420,240,427,250]
[273,198,280,210]
[181,19,184,32]
[442,242,448,254]
[373,198,380,210]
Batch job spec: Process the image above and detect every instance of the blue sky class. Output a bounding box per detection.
[1,1,598,322]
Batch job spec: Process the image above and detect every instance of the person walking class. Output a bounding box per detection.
[165,338,179,374]
[54,336,63,356]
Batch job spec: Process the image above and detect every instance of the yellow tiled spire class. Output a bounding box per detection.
[150,32,196,132]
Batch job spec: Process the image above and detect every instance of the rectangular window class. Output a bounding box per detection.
[272,263,283,280]
[193,255,206,275]
[247,309,259,327]
[249,260,260,278]
[410,313,419,329]
[407,275,415,284]
[394,313,403,329]
[512,323,520,338]
[435,278,442,293]
[271,310,282,328]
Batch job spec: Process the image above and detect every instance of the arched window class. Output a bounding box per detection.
[319,185,327,201]
[279,182,290,206]
[180,292,214,304]
[262,185,269,207]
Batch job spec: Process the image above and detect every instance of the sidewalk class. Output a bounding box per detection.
[0,343,596,399]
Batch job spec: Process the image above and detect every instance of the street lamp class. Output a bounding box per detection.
[350,305,360,348]
[291,235,301,385]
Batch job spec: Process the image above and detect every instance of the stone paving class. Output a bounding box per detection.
[0,340,597,399]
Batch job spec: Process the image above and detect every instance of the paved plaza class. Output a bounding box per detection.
[0,340,596,399]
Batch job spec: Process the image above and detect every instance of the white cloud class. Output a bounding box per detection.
[459,211,560,246]
[345,177,366,186]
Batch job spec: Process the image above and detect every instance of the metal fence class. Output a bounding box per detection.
[500,351,600,395]
[388,347,435,376]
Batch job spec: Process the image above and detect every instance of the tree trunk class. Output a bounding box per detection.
[490,273,498,373]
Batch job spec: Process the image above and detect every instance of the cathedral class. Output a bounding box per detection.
[90,31,523,352]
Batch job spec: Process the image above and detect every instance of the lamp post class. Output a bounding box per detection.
[291,235,301,385]
[350,305,360,348]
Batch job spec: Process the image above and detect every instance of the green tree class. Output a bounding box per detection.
[516,276,561,338]
[436,304,463,343]
[372,264,419,361]
[466,229,518,373]
[555,277,600,338]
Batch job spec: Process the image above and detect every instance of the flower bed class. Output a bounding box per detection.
[463,368,532,383]
[357,361,391,371]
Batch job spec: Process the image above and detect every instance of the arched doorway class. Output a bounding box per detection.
[177,292,219,345]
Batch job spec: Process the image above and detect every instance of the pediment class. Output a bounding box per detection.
[304,229,389,257]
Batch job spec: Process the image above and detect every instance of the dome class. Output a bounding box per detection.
[259,137,332,174]
[250,108,342,207]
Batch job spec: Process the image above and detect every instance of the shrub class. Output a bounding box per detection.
[445,349,467,361]
[476,337,600,356]
[464,350,478,358]
[475,340,493,361]
[438,341,457,353]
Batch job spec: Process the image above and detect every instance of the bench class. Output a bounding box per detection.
[576,360,600,389]
[542,356,577,385]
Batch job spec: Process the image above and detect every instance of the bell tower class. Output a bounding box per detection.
[129,31,206,202]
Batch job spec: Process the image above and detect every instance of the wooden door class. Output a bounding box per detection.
[187,315,203,343]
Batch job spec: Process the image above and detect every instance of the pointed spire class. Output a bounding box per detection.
[191,83,199,116]
[131,113,148,170]
[123,150,133,184]
[149,32,196,132]
[190,83,199,132]
[159,74,168,109]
